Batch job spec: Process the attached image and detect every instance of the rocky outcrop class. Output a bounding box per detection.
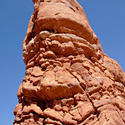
[13,0,125,125]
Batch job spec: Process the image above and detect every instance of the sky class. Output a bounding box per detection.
[0,0,125,124]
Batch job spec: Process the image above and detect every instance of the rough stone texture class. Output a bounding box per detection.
[13,0,125,125]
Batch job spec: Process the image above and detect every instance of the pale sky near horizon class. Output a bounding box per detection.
[0,0,125,124]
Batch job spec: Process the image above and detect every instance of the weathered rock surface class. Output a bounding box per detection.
[13,0,125,125]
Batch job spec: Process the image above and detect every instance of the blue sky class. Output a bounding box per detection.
[0,0,125,124]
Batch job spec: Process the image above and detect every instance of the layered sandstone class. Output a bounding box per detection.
[13,0,125,125]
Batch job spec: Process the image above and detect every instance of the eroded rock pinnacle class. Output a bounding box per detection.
[13,0,125,125]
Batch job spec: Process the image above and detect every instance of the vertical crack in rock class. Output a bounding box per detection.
[13,0,125,125]
[66,68,100,122]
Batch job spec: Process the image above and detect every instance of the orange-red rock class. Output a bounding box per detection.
[13,0,125,125]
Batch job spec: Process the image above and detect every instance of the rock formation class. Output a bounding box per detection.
[13,0,125,125]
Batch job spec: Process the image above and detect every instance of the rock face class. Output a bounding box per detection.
[13,0,125,125]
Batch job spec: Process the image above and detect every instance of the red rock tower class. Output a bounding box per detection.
[13,0,125,124]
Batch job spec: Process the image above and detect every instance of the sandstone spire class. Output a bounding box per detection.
[13,0,125,125]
